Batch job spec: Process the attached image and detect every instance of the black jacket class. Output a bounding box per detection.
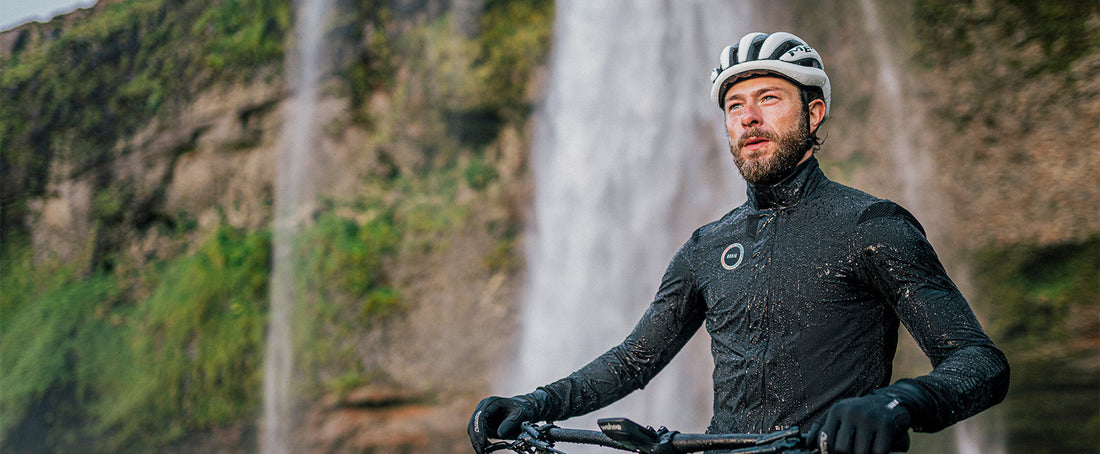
[537,156,1009,434]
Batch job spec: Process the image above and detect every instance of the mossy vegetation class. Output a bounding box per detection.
[295,201,402,390]
[1,224,269,451]
[913,0,1099,76]
[192,0,291,71]
[973,237,1099,349]
[970,236,1099,453]
[113,226,269,449]
[0,0,290,239]
[1,0,552,451]
[0,244,118,444]
[0,208,411,451]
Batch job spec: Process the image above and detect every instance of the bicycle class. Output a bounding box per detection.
[484,417,909,454]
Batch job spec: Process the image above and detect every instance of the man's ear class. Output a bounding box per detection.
[808,98,826,133]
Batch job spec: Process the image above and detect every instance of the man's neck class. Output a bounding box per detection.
[746,155,823,210]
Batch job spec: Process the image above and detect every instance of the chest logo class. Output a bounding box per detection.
[721,243,745,270]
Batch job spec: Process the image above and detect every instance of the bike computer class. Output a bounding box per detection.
[597,418,663,451]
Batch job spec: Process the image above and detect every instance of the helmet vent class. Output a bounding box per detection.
[790,57,823,69]
[746,38,765,62]
[767,41,799,60]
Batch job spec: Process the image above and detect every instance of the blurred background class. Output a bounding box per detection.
[1,0,1096,452]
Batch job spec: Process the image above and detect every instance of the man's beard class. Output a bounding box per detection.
[729,113,811,186]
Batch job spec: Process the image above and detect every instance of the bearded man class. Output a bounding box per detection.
[469,32,1009,454]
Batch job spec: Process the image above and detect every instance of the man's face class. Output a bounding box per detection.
[723,75,819,185]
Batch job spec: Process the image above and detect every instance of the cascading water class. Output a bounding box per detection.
[857,0,935,227]
[507,0,749,441]
[262,0,332,452]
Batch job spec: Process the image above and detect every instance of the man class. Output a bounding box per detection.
[469,32,1009,454]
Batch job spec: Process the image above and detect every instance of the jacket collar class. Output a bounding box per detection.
[746,155,826,210]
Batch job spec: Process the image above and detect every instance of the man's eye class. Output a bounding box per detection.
[727,103,743,112]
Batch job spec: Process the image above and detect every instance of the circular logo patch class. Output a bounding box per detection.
[721,243,745,270]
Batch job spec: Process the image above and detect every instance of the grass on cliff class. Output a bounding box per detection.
[0,226,269,450]
[0,0,550,450]
[973,236,1099,353]
[913,0,1099,76]
[0,0,290,238]
[295,201,404,393]
[971,236,1100,454]
[1,0,290,445]
[0,210,407,450]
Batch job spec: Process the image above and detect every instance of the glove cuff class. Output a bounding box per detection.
[873,380,934,431]
[515,389,554,422]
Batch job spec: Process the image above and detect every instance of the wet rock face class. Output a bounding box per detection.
[302,386,475,453]
[25,81,286,268]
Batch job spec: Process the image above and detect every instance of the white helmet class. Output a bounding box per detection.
[709,32,831,117]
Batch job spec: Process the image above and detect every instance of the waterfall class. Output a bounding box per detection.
[507,0,749,438]
[856,0,935,225]
[262,0,331,451]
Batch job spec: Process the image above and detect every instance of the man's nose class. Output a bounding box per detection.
[740,104,763,127]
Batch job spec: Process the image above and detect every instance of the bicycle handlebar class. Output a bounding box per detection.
[485,418,812,453]
[485,417,909,454]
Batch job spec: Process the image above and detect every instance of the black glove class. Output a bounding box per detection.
[468,392,546,454]
[810,391,912,454]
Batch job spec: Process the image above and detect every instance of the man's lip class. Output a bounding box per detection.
[743,137,771,147]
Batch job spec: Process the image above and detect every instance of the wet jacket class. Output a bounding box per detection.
[537,156,1009,434]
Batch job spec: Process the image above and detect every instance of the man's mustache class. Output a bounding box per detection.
[736,128,779,150]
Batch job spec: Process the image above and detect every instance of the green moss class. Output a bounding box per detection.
[360,287,401,324]
[294,205,403,392]
[472,0,554,121]
[341,1,395,124]
[912,0,1099,75]
[300,209,399,301]
[484,236,522,273]
[0,252,115,439]
[464,157,499,190]
[191,0,290,72]
[1,0,289,243]
[101,224,270,448]
[0,223,271,451]
[91,187,126,223]
[972,236,1099,350]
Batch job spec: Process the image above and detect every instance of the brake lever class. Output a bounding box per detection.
[522,422,566,454]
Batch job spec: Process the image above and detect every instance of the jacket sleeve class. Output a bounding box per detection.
[852,202,1010,432]
[536,236,708,422]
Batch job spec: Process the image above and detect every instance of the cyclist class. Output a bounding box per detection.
[470,31,1009,454]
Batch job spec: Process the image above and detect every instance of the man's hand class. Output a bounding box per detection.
[468,395,538,454]
[810,393,912,454]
